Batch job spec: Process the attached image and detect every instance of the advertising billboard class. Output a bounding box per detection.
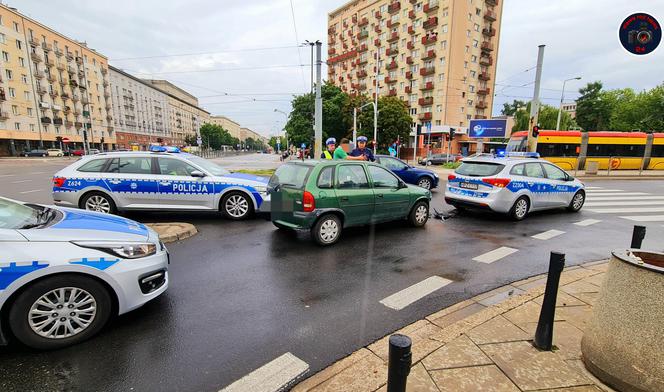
[468,119,509,138]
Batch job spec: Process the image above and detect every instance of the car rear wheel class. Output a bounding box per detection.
[417,177,432,189]
[509,196,529,221]
[221,192,253,220]
[8,274,112,350]
[409,201,429,227]
[312,214,342,246]
[81,192,116,214]
[567,190,585,212]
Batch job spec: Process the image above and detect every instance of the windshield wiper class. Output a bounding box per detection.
[20,207,55,229]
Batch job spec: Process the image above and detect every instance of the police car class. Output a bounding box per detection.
[0,196,168,349]
[52,147,270,220]
[445,152,585,220]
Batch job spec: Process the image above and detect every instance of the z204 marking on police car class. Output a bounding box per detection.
[0,261,49,290]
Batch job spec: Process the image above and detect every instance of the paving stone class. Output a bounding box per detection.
[538,386,604,392]
[560,280,600,295]
[580,273,606,288]
[429,365,520,392]
[516,277,548,291]
[532,291,587,308]
[517,321,584,360]
[298,350,387,392]
[293,349,379,391]
[559,268,598,284]
[375,363,439,392]
[367,320,445,365]
[422,334,492,371]
[503,300,565,326]
[428,302,486,329]
[511,274,547,288]
[565,359,618,392]
[475,286,526,307]
[580,261,609,271]
[556,305,594,332]
[425,299,477,323]
[481,341,591,390]
[467,315,530,345]
[567,291,599,306]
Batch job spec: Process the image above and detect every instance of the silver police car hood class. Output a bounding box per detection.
[20,207,150,242]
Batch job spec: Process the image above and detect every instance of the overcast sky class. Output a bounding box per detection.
[13,0,664,136]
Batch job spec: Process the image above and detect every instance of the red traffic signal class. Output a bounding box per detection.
[532,125,540,138]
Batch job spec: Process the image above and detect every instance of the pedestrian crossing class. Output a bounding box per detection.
[585,186,664,222]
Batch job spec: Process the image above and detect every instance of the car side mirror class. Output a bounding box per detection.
[398,181,408,189]
[191,170,206,178]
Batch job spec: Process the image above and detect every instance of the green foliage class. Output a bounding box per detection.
[357,95,412,147]
[244,137,267,151]
[510,102,576,132]
[198,123,241,149]
[575,81,613,131]
[268,136,285,151]
[501,100,526,116]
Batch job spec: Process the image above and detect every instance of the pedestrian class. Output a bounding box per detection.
[349,136,375,162]
[334,138,366,160]
[388,144,397,157]
[321,138,336,159]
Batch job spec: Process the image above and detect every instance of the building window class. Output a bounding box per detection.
[465,45,469,53]
[2,51,9,61]
[23,91,29,100]
[14,122,20,130]
[467,30,471,37]
[474,23,480,32]
[409,107,417,115]
[15,39,22,50]
[442,24,448,33]
[442,7,449,17]
[464,61,468,68]
[460,107,465,113]
[5,69,12,80]
[30,124,35,132]
[8,87,15,98]
[436,105,442,112]
[441,40,447,49]
[27,107,33,116]
[476,8,482,16]
[471,55,477,63]
[0,33,5,44]
[470,70,476,78]
[473,39,479,48]
[13,22,19,32]
[12,105,19,115]
[18,57,25,67]
[468,13,472,20]
[435,120,441,125]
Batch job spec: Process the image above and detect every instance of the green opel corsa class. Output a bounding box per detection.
[268,160,432,245]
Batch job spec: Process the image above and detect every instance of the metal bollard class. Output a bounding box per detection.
[387,334,412,392]
[533,252,565,351]
[630,225,646,249]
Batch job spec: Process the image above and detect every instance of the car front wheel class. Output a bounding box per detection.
[409,201,429,227]
[417,177,432,189]
[509,196,529,221]
[221,192,253,220]
[567,190,585,212]
[81,192,116,214]
[312,214,342,246]
[8,274,113,350]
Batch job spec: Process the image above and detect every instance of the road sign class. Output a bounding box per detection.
[62,137,69,143]
[196,137,202,146]
[301,143,306,148]
[468,119,508,138]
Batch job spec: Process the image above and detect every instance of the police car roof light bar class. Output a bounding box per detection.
[506,152,540,159]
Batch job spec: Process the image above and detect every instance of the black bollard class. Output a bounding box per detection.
[630,225,646,249]
[387,334,412,392]
[533,252,565,351]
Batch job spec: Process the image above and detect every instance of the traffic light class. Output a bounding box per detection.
[449,127,456,139]
[82,130,88,141]
[416,124,422,134]
[532,125,540,138]
[100,137,105,144]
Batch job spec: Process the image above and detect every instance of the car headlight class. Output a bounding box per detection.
[254,185,268,193]
[73,242,157,259]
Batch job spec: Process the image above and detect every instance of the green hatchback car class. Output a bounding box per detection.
[268,160,432,245]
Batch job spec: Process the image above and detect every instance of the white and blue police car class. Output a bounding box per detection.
[52,147,270,220]
[0,196,168,349]
[445,152,586,220]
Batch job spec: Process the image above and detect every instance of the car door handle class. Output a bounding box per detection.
[340,196,349,201]
[160,181,172,186]
[376,194,383,198]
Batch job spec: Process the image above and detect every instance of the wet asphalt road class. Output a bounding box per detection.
[1,157,664,391]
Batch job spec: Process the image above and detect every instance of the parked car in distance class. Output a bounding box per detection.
[47,149,64,157]
[88,149,101,155]
[269,160,432,245]
[22,149,48,157]
[419,153,462,166]
[71,149,85,156]
[374,155,439,190]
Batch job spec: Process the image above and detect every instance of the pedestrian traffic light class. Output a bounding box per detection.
[449,128,456,139]
[532,125,540,138]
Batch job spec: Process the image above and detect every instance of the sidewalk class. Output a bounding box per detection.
[294,260,614,392]
[569,169,664,180]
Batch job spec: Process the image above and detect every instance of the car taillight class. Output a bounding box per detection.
[53,177,66,188]
[482,178,511,188]
[302,191,315,212]
[448,174,456,181]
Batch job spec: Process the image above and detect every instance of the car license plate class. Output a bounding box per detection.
[459,182,478,190]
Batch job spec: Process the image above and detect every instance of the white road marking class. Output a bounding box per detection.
[19,189,43,194]
[472,247,518,264]
[589,207,664,214]
[585,201,664,207]
[620,215,664,222]
[29,171,46,174]
[574,219,602,226]
[584,189,623,193]
[220,352,309,392]
[586,192,649,197]
[584,186,604,190]
[11,179,32,184]
[0,174,15,178]
[531,229,565,240]
[584,196,664,201]
[380,276,453,310]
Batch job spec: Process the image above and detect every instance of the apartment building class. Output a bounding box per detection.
[0,4,113,155]
[239,127,267,143]
[209,115,242,139]
[327,0,503,154]
[562,102,577,119]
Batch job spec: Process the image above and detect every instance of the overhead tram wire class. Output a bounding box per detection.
[125,63,309,76]
[289,0,308,91]
[110,45,301,61]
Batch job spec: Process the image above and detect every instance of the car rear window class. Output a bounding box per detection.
[455,162,505,177]
[77,159,108,172]
[269,164,312,189]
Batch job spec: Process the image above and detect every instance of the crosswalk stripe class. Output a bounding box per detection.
[584,186,604,190]
[220,353,309,392]
[586,192,649,197]
[620,215,664,222]
[531,229,565,240]
[380,276,453,310]
[584,189,624,193]
[574,219,601,226]
[585,201,664,207]
[588,207,664,214]
[472,246,518,264]
[584,196,664,201]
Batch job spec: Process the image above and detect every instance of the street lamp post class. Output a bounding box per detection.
[353,102,376,146]
[556,77,581,130]
[274,108,289,152]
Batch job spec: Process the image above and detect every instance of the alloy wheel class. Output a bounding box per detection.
[225,195,249,218]
[415,205,428,224]
[515,199,528,219]
[572,193,584,210]
[85,195,111,213]
[418,178,431,189]
[28,287,97,339]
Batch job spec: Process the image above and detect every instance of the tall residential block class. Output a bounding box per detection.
[0,4,113,155]
[327,0,503,152]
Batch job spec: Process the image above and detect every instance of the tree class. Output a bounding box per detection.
[575,81,615,131]
[357,96,412,150]
[268,136,285,151]
[184,134,198,146]
[501,100,526,116]
[511,102,576,132]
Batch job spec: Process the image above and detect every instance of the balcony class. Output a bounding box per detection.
[421,49,436,60]
[407,41,415,50]
[64,120,73,128]
[75,56,83,65]
[49,90,58,98]
[0,111,9,120]
[358,57,368,65]
[37,87,48,95]
[477,87,491,95]
[418,112,432,121]
[386,47,398,56]
[486,0,498,5]
[419,66,435,76]
[475,101,488,109]
[479,56,493,66]
[484,10,497,21]
[66,52,74,61]
[42,42,52,52]
[105,103,112,110]
[408,10,416,19]
[386,61,398,70]
[387,88,397,96]
[101,67,108,75]
[375,11,382,19]
[406,56,414,64]
[31,52,43,62]
[405,86,412,93]
[56,62,66,71]
[357,30,369,39]
[45,58,55,67]
[420,81,434,90]
[328,47,336,55]
[388,2,401,14]
[424,0,439,13]
[328,26,336,34]
[357,70,368,79]
[75,121,83,128]
[423,17,438,29]
[47,74,57,82]
[374,38,382,46]
[406,71,413,79]
[53,117,63,125]
[103,80,109,87]
[358,44,368,52]
[29,37,40,47]
[82,97,90,104]
[72,95,80,102]
[408,25,415,34]
[387,32,399,42]
[422,35,437,45]
[419,96,434,106]
[357,16,369,26]
[41,116,52,124]
[63,106,71,114]
[0,91,6,101]
[374,25,382,33]
[481,41,494,52]
[343,42,349,50]
[482,27,496,37]
[478,72,490,81]
[34,70,45,79]
[387,18,400,28]
[385,76,397,84]
[54,49,63,57]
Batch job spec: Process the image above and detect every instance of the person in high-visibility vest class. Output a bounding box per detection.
[321,137,336,159]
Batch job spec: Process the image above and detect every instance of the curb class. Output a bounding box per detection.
[145,222,198,243]
[577,176,664,181]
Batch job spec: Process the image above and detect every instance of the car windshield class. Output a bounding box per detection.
[269,164,312,189]
[185,156,230,176]
[0,198,40,229]
[455,162,505,177]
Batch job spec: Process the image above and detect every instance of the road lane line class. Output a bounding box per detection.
[220,352,308,392]
[585,201,664,207]
[19,189,43,194]
[29,171,46,174]
[586,192,649,197]
[620,215,664,222]
[380,276,453,310]
[11,179,32,184]
[472,247,518,264]
[584,186,604,190]
[531,229,565,240]
[584,196,664,201]
[584,189,623,193]
[589,207,664,214]
[574,219,601,226]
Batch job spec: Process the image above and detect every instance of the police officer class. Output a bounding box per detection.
[321,138,336,159]
[350,136,375,162]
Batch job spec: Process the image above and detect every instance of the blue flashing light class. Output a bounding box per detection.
[496,149,506,157]
[506,152,540,158]
[149,145,181,153]
[164,146,181,153]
